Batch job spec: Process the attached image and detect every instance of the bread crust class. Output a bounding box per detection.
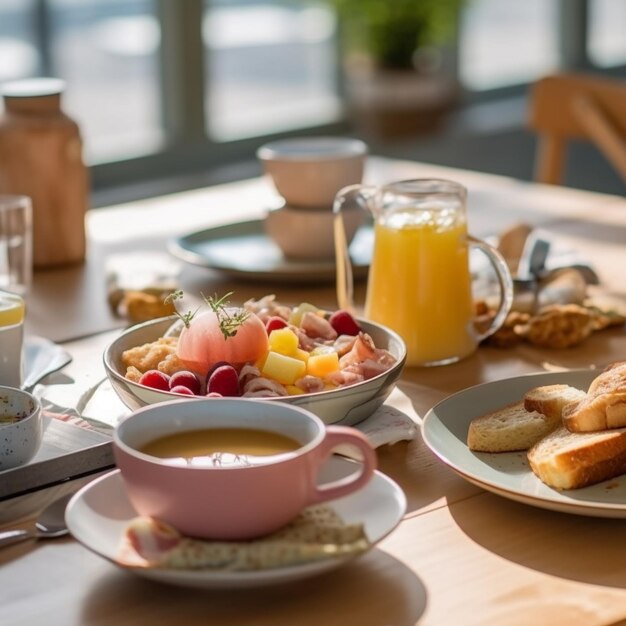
[466,366,626,489]
[523,384,586,420]
[563,362,626,432]
[528,425,626,489]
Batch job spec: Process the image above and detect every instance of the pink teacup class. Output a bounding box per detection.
[113,398,376,540]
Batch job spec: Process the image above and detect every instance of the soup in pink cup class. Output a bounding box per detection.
[113,397,376,540]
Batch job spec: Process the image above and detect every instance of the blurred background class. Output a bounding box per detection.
[0,0,624,206]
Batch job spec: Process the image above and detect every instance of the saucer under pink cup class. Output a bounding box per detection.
[113,398,377,540]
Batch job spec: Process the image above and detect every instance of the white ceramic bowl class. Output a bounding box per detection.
[257,137,368,209]
[0,386,42,470]
[264,203,365,260]
[103,316,406,426]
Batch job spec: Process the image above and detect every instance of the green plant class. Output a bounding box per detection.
[328,0,465,71]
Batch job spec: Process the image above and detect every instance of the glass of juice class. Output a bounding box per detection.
[0,291,24,387]
[334,179,513,366]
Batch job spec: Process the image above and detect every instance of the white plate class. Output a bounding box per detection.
[66,457,406,589]
[168,219,372,284]
[421,368,626,518]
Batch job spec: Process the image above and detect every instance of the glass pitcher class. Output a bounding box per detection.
[333,179,513,367]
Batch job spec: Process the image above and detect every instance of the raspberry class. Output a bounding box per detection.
[329,310,361,336]
[204,360,230,389]
[169,370,201,395]
[170,385,195,396]
[138,369,170,391]
[207,365,239,397]
[265,316,288,333]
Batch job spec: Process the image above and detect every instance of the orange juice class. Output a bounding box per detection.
[364,220,476,366]
[0,292,24,386]
[0,293,24,327]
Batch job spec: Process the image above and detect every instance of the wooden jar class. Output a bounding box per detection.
[0,78,88,268]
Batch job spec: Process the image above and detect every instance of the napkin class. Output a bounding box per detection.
[118,506,370,571]
[32,380,115,435]
[355,386,419,447]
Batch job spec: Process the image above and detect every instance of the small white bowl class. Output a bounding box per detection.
[0,386,42,470]
[257,137,368,209]
[264,203,365,261]
[103,316,406,427]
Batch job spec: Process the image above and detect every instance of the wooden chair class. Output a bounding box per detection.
[528,73,626,185]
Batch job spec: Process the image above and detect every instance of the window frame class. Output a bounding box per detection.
[19,0,626,197]
[90,0,347,196]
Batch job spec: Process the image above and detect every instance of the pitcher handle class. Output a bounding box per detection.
[333,184,377,313]
[468,235,514,342]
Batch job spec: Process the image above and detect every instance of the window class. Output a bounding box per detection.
[458,0,560,91]
[588,0,626,67]
[1,0,623,195]
[0,0,342,171]
[0,0,163,163]
[48,0,163,162]
[0,1,38,82]
[203,1,340,141]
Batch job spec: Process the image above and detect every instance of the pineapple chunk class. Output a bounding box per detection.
[288,302,321,327]
[307,352,339,378]
[285,385,305,396]
[262,351,306,385]
[268,327,299,356]
[293,348,310,364]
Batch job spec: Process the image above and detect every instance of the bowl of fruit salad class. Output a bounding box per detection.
[103,294,406,426]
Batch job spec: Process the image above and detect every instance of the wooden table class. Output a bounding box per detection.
[2,158,626,626]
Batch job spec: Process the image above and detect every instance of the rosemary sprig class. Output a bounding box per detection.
[203,291,250,340]
[164,290,199,329]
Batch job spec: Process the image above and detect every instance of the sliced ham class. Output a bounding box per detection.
[300,312,337,340]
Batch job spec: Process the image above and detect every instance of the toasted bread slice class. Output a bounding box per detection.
[523,384,586,420]
[467,401,560,453]
[528,425,626,489]
[563,362,626,432]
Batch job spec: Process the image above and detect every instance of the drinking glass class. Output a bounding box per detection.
[0,195,32,295]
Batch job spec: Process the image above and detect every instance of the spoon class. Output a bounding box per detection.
[0,492,72,548]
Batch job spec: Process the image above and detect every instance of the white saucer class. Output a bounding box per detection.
[66,457,406,589]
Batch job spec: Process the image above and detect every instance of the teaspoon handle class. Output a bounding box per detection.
[0,529,34,548]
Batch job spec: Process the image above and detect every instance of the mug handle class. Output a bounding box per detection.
[468,235,514,342]
[333,184,377,312]
[308,425,377,505]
